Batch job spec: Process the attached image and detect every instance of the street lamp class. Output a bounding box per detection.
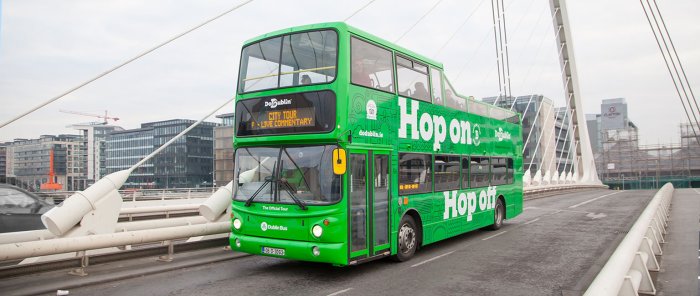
[621,174,625,190]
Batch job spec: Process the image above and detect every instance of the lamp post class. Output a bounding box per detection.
[621,173,625,190]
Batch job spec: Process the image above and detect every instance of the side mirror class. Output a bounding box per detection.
[332,148,347,175]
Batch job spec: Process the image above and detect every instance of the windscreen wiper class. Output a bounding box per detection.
[282,149,313,194]
[278,178,308,210]
[244,176,272,207]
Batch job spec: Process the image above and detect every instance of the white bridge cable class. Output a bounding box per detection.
[547,95,570,172]
[639,0,700,143]
[394,0,445,43]
[646,0,700,119]
[539,105,563,176]
[344,0,378,22]
[433,0,487,56]
[516,8,562,96]
[554,93,575,174]
[0,0,256,130]
[131,97,235,171]
[650,0,700,119]
[521,96,545,152]
[456,0,545,84]
[491,0,513,106]
[562,124,578,178]
[491,0,504,102]
[528,105,557,172]
[526,104,554,172]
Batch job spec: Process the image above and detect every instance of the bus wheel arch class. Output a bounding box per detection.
[393,210,422,262]
[489,196,506,230]
[404,209,423,248]
[498,195,506,218]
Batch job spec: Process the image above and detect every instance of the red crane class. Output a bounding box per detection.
[60,109,120,124]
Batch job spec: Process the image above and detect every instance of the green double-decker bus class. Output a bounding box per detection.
[230,22,523,266]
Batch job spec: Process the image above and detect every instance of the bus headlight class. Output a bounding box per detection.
[312,225,323,238]
[235,238,241,248]
[312,246,320,256]
[233,218,242,230]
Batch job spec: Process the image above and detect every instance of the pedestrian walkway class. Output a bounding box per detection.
[656,188,700,295]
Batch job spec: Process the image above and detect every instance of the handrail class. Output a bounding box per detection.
[583,183,674,295]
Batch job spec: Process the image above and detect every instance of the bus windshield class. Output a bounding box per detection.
[238,30,338,93]
[233,145,341,205]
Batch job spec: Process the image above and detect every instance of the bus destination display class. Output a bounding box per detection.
[250,107,316,130]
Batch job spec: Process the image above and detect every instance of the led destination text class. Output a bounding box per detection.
[251,108,315,130]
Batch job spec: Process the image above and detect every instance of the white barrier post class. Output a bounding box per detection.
[583,183,674,296]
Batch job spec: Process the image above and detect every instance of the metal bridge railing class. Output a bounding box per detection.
[583,183,674,296]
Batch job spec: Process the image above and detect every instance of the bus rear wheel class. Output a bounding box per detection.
[489,198,505,230]
[394,215,417,262]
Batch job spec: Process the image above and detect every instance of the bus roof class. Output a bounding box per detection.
[241,22,518,122]
[241,22,444,70]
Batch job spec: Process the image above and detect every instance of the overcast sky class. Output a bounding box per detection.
[0,0,698,146]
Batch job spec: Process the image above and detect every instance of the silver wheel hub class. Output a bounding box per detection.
[398,223,415,253]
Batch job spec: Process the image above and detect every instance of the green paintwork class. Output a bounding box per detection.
[230,22,523,266]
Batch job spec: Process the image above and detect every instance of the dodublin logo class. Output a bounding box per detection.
[264,98,292,109]
[495,127,511,142]
[260,222,268,231]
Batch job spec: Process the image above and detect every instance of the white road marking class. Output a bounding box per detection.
[410,251,455,268]
[527,206,586,214]
[523,218,540,225]
[327,288,353,296]
[693,188,700,195]
[586,212,607,219]
[524,207,535,211]
[482,231,507,241]
[569,191,622,209]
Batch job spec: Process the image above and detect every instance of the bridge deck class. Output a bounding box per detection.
[656,188,700,295]
[2,189,696,296]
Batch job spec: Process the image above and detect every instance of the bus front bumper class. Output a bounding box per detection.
[230,233,347,265]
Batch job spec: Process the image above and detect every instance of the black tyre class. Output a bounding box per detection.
[393,215,418,262]
[489,198,505,230]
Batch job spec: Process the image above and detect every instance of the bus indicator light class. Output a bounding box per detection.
[323,219,329,226]
[403,197,409,205]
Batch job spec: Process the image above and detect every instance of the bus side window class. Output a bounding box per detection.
[470,156,490,188]
[461,156,470,189]
[430,68,444,106]
[491,157,508,186]
[507,158,514,184]
[351,37,394,92]
[396,55,430,102]
[434,155,460,191]
[398,153,432,195]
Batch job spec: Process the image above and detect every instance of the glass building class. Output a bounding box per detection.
[106,119,217,188]
[483,95,557,174]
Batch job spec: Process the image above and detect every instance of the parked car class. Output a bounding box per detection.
[0,184,54,233]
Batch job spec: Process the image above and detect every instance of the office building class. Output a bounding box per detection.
[106,119,217,188]
[72,124,124,185]
[214,113,234,187]
[8,135,87,191]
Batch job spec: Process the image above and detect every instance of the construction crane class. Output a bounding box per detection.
[59,109,120,124]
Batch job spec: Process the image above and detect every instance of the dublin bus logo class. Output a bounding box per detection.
[265,98,292,109]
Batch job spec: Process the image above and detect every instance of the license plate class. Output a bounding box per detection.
[261,246,285,256]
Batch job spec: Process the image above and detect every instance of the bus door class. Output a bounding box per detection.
[348,150,391,261]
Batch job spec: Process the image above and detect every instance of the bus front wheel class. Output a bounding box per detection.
[394,215,417,262]
[489,198,505,230]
